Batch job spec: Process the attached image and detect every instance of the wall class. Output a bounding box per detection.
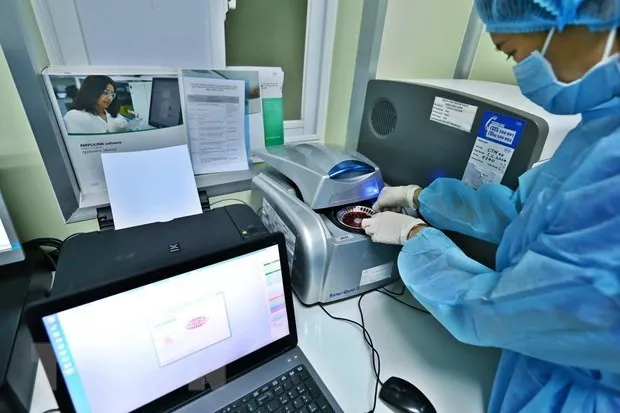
[469,32,517,84]
[225,0,308,121]
[375,1,517,86]
[323,0,364,145]
[376,0,473,80]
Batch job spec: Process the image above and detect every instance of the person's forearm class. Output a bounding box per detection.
[412,187,422,209]
[407,223,428,240]
[417,179,519,244]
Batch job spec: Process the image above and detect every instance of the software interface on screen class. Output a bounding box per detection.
[42,245,290,413]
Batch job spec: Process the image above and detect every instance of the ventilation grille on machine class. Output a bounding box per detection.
[370,98,397,137]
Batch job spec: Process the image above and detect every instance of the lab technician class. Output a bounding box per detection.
[63,75,129,134]
[362,0,620,412]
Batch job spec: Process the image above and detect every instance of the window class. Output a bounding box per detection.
[226,0,308,122]
[225,0,336,141]
[24,0,336,222]
[31,0,335,142]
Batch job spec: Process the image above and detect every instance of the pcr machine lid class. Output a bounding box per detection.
[254,143,384,210]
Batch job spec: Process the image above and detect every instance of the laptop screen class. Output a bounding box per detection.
[42,245,289,413]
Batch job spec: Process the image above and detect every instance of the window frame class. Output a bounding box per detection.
[31,0,336,143]
[283,0,337,143]
[25,0,337,223]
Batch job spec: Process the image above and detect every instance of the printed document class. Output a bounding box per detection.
[181,74,248,174]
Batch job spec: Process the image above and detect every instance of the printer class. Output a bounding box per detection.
[251,144,401,305]
[53,205,269,297]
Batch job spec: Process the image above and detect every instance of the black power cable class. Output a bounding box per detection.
[356,294,382,411]
[318,293,382,413]
[380,283,406,296]
[25,237,63,250]
[378,288,430,314]
[313,285,430,412]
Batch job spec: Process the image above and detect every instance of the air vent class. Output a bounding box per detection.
[370,98,397,137]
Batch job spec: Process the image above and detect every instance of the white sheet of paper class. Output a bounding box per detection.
[101,145,202,230]
[182,75,248,174]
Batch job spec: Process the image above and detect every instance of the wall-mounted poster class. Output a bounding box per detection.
[43,67,187,195]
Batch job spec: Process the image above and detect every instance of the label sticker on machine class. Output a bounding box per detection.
[261,199,296,268]
[360,262,393,287]
[429,97,478,133]
[462,111,526,189]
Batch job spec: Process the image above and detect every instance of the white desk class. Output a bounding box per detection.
[29,286,500,413]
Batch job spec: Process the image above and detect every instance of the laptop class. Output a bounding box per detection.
[26,233,343,413]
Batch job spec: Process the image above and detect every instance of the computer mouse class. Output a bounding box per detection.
[379,376,436,413]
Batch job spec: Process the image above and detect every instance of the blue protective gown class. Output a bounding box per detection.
[399,98,620,413]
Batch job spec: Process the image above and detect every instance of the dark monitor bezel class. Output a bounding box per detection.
[26,232,296,413]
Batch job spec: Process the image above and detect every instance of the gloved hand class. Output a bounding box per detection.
[361,212,426,245]
[372,185,421,212]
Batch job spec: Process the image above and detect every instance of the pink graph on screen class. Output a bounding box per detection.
[150,293,232,366]
[185,316,208,330]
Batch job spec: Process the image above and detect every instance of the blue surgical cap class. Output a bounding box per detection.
[475,0,620,33]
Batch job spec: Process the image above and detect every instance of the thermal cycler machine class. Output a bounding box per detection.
[252,79,579,306]
[252,144,400,305]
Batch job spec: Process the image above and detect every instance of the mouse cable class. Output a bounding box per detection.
[318,295,382,385]
[312,288,430,412]
[357,293,382,413]
[318,293,382,413]
[296,292,382,391]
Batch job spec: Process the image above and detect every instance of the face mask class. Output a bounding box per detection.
[513,28,620,115]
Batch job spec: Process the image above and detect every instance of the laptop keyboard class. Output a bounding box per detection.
[215,365,335,413]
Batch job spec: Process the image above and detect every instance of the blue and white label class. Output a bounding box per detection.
[463,111,526,189]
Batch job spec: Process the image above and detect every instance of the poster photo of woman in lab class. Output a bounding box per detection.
[62,75,130,135]
[49,73,184,136]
